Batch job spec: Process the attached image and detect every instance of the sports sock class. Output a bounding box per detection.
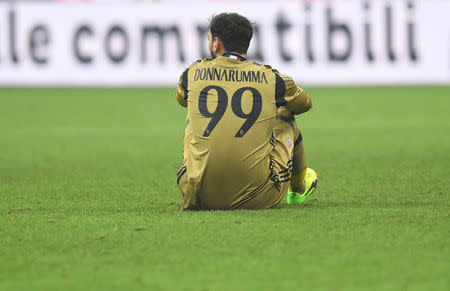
[290,166,307,193]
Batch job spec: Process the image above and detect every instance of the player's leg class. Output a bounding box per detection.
[290,139,307,193]
[286,122,318,204]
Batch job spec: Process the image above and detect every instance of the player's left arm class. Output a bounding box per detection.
[285,84,312,115]
[176,68,189,107]
[275,72,312,115]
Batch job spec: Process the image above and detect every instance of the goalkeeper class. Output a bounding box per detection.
[176,13,317,210]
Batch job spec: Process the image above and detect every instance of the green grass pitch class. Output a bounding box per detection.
[0,86,448,290]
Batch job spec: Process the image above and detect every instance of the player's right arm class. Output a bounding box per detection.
[275,73,312,115]
[176,68,189,107]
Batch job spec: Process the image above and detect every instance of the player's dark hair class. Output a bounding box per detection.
[209,13,253,54]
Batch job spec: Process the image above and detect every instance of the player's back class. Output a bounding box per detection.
[177,55,282,209]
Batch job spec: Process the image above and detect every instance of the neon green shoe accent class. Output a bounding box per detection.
[287,192,307,204]
[287,168,318,204]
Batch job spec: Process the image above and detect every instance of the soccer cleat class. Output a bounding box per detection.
[286,168,318,204]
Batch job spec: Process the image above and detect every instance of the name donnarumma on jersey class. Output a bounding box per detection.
[194,68,269,84]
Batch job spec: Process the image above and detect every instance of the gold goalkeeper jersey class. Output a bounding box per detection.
[176,54,311,209]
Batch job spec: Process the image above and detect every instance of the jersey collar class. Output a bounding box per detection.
[222,53,247,61]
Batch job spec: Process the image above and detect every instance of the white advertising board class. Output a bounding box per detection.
[0,0,449,86]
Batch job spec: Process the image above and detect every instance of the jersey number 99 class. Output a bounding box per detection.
[198,85,262,138]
